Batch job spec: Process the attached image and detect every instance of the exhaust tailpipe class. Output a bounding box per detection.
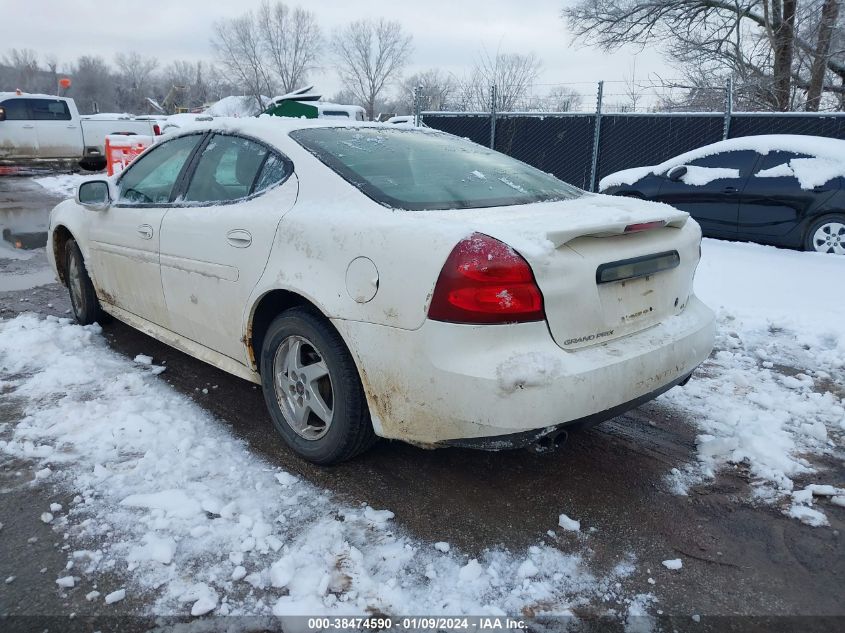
[530,429,569,454]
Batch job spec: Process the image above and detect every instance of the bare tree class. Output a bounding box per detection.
[3,48,40,92]
[564,0,845,111]
[158,60,211,112]
[331,18,413,120]
[72,56,117,114]
[545,85,584,112]
[399,69,457,112]
[258,1,321,94]
[806,0,841,110]
[212,13,275,111]
[43,55,61,94]
[114,51,158,112]
[205,64,243,103]
[190,62,210,110]
[622,59,644,111]
[461,50,542,111]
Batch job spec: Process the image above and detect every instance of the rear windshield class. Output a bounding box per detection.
[290,127,581,210]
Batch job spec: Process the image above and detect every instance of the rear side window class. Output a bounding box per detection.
[183,134,285,203]
[754,151,811,177]
[253,153,290,193]
[688,150,757,177]
[28,99,71,121]
[117,134,203,204]
[0,99,30,120]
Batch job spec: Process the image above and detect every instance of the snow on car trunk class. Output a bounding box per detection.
[0,314,644,618]
[440,194,698,350]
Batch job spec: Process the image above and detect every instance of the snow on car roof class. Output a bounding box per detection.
[162,113,433,148]
[599,134,845,192]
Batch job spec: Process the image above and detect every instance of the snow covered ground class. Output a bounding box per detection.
[33,173,91,199]
[0,315,645,621]
[0,237,843,620]
[663,239,845,525]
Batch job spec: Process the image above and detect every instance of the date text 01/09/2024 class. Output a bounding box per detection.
[305,616,528,630]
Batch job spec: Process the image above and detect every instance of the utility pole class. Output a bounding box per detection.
[413,85,422,127]
[589,80,604,192]
[723,77,733,140]
[489,84,498,149]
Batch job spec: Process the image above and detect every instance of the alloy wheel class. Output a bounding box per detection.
[68,251,85,314]
[812,221,845,255]
[272,335,335,440]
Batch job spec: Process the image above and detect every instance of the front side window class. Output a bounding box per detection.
[117,134,203,204]
[291,127,581,210]
[183,134,280,203]
[1,99,30,120]
[28,99,71,121]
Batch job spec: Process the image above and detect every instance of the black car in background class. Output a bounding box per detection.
[599,135,845,255]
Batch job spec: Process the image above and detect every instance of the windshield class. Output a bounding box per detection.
[291,127,582,210]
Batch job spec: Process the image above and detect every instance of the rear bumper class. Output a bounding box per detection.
[444,369,693,449]
[335,296,715,446]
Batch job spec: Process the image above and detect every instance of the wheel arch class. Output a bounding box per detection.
[803,211,845,252]
[246,289,344,374]
[51,224,75,286]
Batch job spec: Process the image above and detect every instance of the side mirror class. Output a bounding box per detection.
[667,165,688,182]
[77,180,112,210]
[0,106,6,121]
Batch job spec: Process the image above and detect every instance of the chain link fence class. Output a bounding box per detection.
[420,82,845,192]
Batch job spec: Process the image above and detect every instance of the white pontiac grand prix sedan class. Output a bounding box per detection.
[47,117,715,464]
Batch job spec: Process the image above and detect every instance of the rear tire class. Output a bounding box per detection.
[64,239,107,325]
[78,158,106,172]
[259,307,375,464]
[804,214,845,255]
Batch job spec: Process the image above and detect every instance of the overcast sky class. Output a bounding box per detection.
[1,0,673,101]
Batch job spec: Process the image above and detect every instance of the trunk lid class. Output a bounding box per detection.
[453,194,700,350]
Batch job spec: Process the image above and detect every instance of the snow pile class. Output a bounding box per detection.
[0,314,643,619]
[204,96,268,118]
[34,174,91,199]
[599,134,845,191]
[661,239,845,524]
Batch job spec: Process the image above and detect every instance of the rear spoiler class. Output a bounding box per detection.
[545,214,688,249]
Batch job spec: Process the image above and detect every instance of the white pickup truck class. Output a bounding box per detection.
[0,92,161,170]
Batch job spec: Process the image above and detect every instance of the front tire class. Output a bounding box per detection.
[259,307,375,464]
[805,214,845,255]
[64,239,107,325]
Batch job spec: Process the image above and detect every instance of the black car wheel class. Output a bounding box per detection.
[805,214,845,255]
[64,239,107,325]
[259,307,375,464]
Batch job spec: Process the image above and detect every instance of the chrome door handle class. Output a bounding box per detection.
[22,124,34,129]
[226,229,252,248]
[137,224,153,239]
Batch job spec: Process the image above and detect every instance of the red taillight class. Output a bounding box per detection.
[624,220,666,233]
[153,124,162,135]
[428,233,545,324]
